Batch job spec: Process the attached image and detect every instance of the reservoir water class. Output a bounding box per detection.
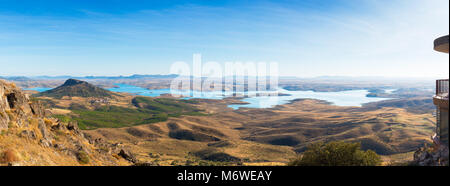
[23,87,52,92]
[107,84,392,109]
[26,84,392,110]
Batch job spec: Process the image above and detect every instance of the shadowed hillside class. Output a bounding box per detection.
[234,99,435,156]
[362,97,434,114]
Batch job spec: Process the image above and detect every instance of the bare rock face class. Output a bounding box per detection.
[413,144,449,166]
[38,120,53,147]
[0,81,10,129]
[0,80,38,129]
[1,79,52,146]
[0,79,130,166]
[118,149,138,163]
[29,101,46,118]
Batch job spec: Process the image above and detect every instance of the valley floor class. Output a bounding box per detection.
[78,96,434,165]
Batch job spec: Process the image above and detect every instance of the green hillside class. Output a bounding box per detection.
[55,97,206,130]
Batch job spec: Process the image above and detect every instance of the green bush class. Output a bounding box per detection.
[53,115,72,123]
[68,103,88,110]
[289,141,382,166]
[76,151,90,164]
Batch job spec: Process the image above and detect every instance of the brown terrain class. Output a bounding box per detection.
[1,78,436,166]
[83,97,435,165]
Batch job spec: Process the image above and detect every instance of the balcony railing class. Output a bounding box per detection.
[436,79,449,97]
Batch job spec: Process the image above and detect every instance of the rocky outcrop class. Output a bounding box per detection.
[1,80,37,129]
[413,143,449,166]
[0,80,130,166]
[118,149,138,163]
[1,79,54,147]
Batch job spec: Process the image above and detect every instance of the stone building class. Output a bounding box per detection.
[433,35,449,146]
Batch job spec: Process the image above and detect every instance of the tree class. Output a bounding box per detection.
[289,141,382,166]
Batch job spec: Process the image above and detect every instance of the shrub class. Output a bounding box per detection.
[168,130,220,142]
[0,149,19,163]
[171,160,179,166]
[76,151,90,164]
[68,103,88,110]
[185,160,195,166]
[193,148,241,162]
[53,115,71,123]
[289,141,382,166]
[8,121,16,128]
[44,118,53,125]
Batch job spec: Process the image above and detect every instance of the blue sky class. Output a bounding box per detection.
[0,0,448,77]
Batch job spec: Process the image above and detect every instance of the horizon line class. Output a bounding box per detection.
[0,74,445,80]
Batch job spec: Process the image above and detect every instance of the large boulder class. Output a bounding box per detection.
[118,149,138,163]
[38,120,53,147]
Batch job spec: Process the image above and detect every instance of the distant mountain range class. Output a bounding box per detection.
[36,79,115,98]
[0,76,32,81]
[1,74,179,80]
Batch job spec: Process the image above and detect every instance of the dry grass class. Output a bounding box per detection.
[48,108,71,115]
[55,94,435,166]
[0,119,131,166]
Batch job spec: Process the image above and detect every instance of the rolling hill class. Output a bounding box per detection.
[362,97,434,114]
[80,97,435,165]
[51,96,206,130]
[36,79,115,98]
